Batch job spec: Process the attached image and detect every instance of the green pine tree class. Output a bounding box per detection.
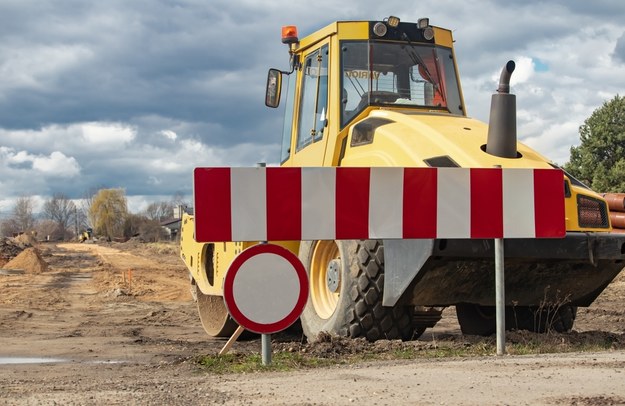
[565,95,625,192]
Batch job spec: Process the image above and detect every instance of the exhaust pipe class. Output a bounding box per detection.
[486,60,517,158]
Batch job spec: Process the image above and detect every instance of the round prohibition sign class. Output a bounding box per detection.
[223,243,309,334]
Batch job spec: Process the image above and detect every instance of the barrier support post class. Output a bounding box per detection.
[219,325,245,356]
[256,162,273,366]
[495,237,506,356]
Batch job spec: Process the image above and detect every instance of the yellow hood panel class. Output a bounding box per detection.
[341,109,552,169]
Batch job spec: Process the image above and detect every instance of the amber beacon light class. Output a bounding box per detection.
[281,25,299,44]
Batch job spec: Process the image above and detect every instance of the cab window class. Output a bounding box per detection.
[296,45,329,151]
[341,41,462,127]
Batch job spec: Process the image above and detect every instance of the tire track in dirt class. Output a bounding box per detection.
[61,243,191,302]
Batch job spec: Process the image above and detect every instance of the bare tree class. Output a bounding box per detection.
[35,219,58,241]
[123,213,163,242]
[171,191,189,208]
[171,191,191,218]
[42,193,76,240]
[144,201,174,222]
[74,208,89,235]
[1,196,36,237]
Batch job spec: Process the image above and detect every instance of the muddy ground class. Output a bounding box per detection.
[0,240,624,405]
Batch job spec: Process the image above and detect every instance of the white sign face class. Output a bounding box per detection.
[223,244,308,334]
[232,253,300,324]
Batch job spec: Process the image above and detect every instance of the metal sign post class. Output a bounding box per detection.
[495,237,505,356]
[257,162,272,366]
[494,164,506,356]
[222,243,308,366]
[261,334,271,365]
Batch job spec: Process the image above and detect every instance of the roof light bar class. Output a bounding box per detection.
[373,22,387,37]
[424,26,434,40]
[386,16,400,28]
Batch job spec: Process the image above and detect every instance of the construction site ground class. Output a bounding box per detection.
[1,240,624,405]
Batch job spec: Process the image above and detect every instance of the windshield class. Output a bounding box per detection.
[341,41,462,126]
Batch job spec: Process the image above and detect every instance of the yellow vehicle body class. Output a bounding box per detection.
[181,17,625,340]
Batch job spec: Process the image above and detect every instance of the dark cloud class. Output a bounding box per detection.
[0,0,282,146]
[1,0,625,212]
[556,0,625,21]
[8,161,33,170]
[614,32,625,63]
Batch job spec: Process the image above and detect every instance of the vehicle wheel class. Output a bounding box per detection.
[299,239,414,342]
[551,305,577,332]
[456,304,496,336]
[194,284,238,337]
[507,305,577,333]
[457,304,578,336]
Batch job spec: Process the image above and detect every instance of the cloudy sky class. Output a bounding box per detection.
[1,0,625,216]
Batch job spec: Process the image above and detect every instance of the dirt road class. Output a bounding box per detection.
[1,242,624,405]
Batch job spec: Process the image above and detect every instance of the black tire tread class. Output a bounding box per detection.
[350,240,414,341]
[456,303,496,336]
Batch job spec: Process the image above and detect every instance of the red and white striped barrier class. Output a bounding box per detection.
[193,167,565,242]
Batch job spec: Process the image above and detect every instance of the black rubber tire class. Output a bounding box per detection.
[507,305,577,333]
[456,304,496,336]
[299,240,415,342]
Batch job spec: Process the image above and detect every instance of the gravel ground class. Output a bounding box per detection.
[0,241,624,405]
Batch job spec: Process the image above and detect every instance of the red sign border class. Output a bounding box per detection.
[223,244,309,334]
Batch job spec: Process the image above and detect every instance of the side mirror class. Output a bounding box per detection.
[265,68,282,108]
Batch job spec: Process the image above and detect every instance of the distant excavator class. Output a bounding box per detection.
[78,228,93,243]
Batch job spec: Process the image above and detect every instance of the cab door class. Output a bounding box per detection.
[286,43,330,167]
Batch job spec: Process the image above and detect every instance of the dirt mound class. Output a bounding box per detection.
[2,247,48,273]
[14,232,38,246]
[0,237,31,267]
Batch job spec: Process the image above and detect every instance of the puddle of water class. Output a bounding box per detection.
[0,357,126,365]
[0,357,66,365]
[0,269,25,276]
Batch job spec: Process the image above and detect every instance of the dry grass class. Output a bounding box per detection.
[196,330,625,374]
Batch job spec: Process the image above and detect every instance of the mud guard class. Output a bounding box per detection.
[382,239,434,306]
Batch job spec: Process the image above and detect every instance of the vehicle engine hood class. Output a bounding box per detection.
[340,109,552,169]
